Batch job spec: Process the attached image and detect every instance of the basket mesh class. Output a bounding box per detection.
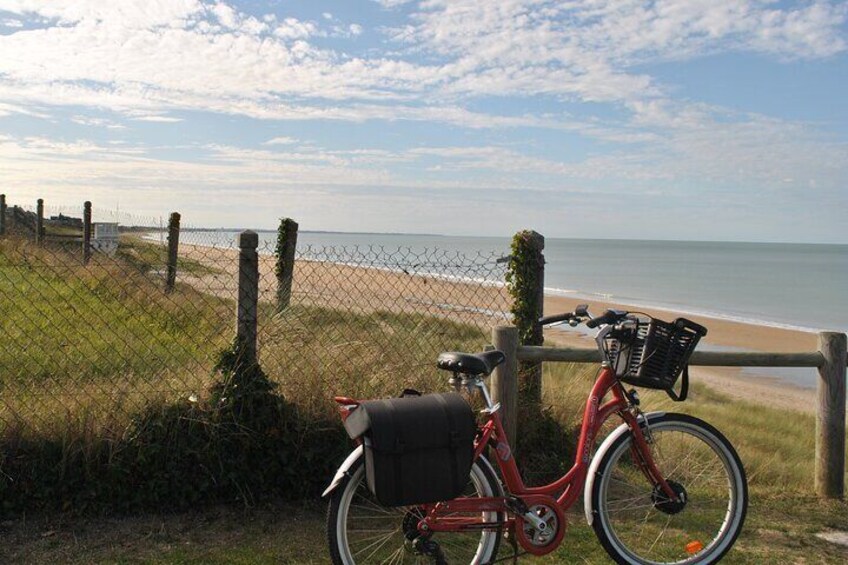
[610,318,706,390]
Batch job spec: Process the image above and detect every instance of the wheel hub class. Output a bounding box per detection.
[652,480,688,515]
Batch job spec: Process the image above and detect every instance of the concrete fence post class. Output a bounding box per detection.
[0,194,6,237]
[36,198,44,245]
[492,326,520,447]
[83,201,92,265]
[275,218,299,312]
[815,331,846,499]
[165,212,180,292]
[237,230,260,368]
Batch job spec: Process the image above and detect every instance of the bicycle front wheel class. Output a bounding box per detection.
[591,413,748,565]
[327,455,503,564]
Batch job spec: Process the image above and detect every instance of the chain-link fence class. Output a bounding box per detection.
[0,199,511,454]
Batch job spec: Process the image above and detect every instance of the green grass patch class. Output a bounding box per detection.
[117,234,223,276]
[0,239,230,388]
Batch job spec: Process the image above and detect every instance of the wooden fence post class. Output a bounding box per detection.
[237,230,260,368]
[492,326,519,447]
[82,201,92,264]
[165,212,180,292]
[511,230,545,405]
[275,218,299,312]
[36,198,44,245]
[0,194,6,236]
[815,331,846,499]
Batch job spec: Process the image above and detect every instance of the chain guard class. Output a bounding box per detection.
[513,495,566,556]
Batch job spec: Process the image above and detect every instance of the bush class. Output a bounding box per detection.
[0,341,349,516]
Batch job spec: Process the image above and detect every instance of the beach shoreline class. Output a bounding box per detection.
[541,293,819,413]
[175,240,821,414]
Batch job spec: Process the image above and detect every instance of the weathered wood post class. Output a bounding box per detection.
[492,326,519,446]
[237,230,260,368]
[815,331,846,499]
[82,201,92,264]
[507,230,545,407]
[275,217,299,312]
[165,212,180,292]
[36,198,44,245]
[0,194,6,236]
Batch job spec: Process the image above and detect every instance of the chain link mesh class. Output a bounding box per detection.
[0,203,511,442]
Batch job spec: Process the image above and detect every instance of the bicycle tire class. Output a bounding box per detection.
[590,413,748,564]
[327,455,503,564]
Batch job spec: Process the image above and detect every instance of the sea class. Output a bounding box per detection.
[178,231,848,388]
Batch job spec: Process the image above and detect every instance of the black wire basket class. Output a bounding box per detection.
[609,317,708,391]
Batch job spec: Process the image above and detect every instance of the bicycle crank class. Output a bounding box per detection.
[513,495,567,556]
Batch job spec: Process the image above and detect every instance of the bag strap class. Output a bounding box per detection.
[434,394,461,496]
[666,365,689,402]
[378,399,405,505]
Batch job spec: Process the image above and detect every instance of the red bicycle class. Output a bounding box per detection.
[325,306,748,564]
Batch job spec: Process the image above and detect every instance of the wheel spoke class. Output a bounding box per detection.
[330,459,502,564]
[593,416,746,565]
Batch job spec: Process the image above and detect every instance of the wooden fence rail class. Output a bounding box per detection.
[492,326,848,500]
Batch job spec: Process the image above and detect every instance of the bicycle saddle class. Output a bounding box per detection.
[436,350,505,377]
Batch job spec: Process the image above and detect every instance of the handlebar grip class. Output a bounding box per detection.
[586,309,618,329]
[539,313,572,326]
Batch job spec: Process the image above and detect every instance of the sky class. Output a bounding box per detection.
[0,1,846,243]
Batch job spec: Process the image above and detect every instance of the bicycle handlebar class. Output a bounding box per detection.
[539,312,574,326]
[586,309,622,329]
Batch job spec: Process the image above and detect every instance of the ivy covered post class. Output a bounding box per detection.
[275,217,299,312]
[505,230,545,407]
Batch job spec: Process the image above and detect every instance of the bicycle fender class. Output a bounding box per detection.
[322,446,364,498]
[583,411,666,526]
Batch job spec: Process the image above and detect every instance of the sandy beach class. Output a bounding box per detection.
[178,242,821,413]
[540,294,819,413]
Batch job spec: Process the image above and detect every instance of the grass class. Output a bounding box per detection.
[262,304,491,420]
[0,361,844,562]
[0,234,845,561]
[0,234,496,515]
[0,238,233,433]
[117,235,224,276]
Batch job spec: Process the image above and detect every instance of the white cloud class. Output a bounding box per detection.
[0,100,48,118]
[264,136,299,145]
[0,0,204,28]
[0,0,844,240]
[0,0,842,123]
[371,0,415,8]
[70,115,126,129]
[131,114,183,123]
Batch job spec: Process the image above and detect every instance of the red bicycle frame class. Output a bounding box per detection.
[416,366,677,538]
[332,365,678,554]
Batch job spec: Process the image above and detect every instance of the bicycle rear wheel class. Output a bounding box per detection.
[591,413,747,564]
[327,456,503,564]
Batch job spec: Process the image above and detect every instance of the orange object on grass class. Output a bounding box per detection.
[685,540,704,554]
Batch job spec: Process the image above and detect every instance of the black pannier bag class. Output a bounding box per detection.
[343,392,477,507]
